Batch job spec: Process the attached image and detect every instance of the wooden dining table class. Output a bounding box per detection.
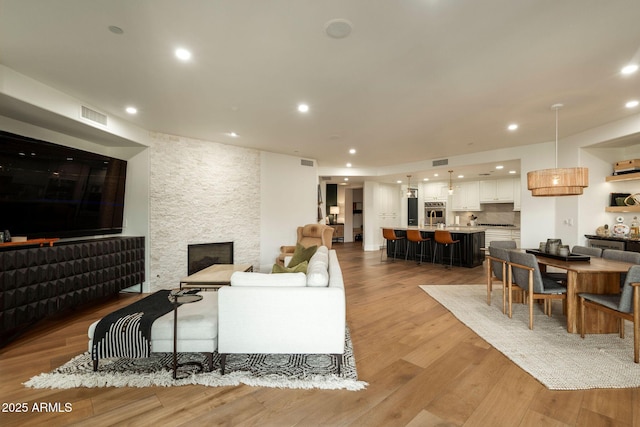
[533,254,635,333]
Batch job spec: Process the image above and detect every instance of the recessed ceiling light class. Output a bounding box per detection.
[496,165,504,169]
[509,170,517,174]
[297,103,309,113]
[349,148,356,154]
[108,25,124,35]
[626,100,639,109]
[457,175,464,178]
[324,19,353,39]
[396,180,402,184]
[175,48,192,61]
[507,123,518,131]
[346,163,352,167]
[621,64,639,75]
[125,106,137,114]
[423,178,429,181]
[344,177,349,181]
[434,173,439,177]
[228,132,239,137]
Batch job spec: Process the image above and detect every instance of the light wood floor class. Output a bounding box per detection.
[0,242,638,427]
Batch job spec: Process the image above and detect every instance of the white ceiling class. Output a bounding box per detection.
[1,1,639,184]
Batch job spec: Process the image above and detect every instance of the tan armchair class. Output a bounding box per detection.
[276,224,334,266]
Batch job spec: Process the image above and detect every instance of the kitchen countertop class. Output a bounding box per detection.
[390,226,487,234]
[585,234,640,242]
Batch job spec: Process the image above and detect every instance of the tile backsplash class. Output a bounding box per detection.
[479,204,520,225]
[455,203,520,226]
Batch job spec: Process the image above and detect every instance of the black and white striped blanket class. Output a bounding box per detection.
[91,290,175,361]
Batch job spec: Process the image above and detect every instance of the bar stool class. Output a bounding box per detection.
[432,230,460,268]
[382,228,404,262]
[405,229,431,265]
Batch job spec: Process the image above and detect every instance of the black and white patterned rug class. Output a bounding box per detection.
[24,329,367,391]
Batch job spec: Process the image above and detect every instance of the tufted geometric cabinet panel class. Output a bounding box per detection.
[0,236,145,342]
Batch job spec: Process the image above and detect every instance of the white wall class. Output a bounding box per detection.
[336,185,354,243]
[363,181,379,251]
[343,187,354,243]
[120,146,150,290]
[259,152,318,272]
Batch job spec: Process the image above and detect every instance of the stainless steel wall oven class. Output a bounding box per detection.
[424,202,446,225]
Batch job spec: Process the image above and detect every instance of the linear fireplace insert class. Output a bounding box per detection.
[187,242,234,275]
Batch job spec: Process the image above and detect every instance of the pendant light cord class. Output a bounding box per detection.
[552,103,563,169]
[555,106,558,168]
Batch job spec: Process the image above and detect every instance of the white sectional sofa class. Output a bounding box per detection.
[217,247,346,374]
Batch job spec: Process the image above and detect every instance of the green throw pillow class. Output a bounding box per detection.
[287,243,317,268]
[272,260,308,274]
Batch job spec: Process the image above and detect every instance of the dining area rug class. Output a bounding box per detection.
[24,328,367,391]
[420,284,640,390]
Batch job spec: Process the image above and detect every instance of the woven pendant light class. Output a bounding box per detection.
[527,104,588,197]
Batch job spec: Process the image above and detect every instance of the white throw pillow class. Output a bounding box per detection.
[306,260,329,287]
[316,245,329,255]
[309,249,329,268]
[230,271,306,287]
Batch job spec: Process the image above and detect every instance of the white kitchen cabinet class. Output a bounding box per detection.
[480,179,514,203]
[451,181,481,211]
[423,182,448,201]
[377,183,399,228]
[485,228,520,248]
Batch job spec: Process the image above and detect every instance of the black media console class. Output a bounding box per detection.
[0,236,145,345]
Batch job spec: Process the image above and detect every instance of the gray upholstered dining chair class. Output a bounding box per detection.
[602,249,640,287]
[579,265,640,363]
[571,245,602,257]
[602,249,640,264]
[489,240,517,249]
[486,246,510,313]
[508,251,567,330]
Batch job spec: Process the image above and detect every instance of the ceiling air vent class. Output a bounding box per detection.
[432,159,448,167]
[300,159,314,167]
[320,176,332,181]
[81,105,108,126]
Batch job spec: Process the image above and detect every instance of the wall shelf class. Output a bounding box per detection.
[605,206,640,213]
[605,172,640,212]
[605,172,640,182]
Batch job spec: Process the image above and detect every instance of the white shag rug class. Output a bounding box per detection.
[420,284,640,390]
[24,329,367,391]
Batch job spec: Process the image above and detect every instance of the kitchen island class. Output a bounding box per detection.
[385,226,486,267]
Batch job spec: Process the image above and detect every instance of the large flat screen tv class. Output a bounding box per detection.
[0,130,127,239]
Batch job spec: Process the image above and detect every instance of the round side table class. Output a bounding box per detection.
[168,292,203,379]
